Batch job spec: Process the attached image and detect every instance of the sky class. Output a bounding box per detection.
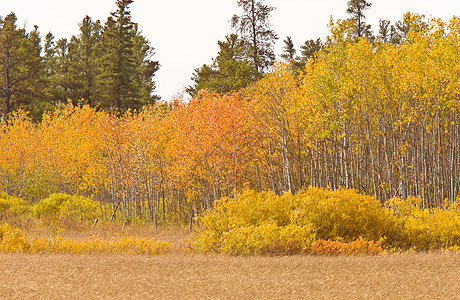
[1,0,460,101]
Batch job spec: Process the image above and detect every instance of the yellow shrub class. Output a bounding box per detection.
[194,189,318,255]
[0,223,30,253]
[297,188,394,242]
[386,198,460,250]
[0,222,172,255]
[195,188,460,254]
[386,196,422,218]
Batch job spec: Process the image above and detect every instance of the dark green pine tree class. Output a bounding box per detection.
[54,38,75,103]
[69,16,103,107]
[231,0,278,74]
[42,32,58,104]
[298,38,323,63]
[97,0,159,111]
[43,34,81,106]
[281,36,316,72]
[378,19,391,42]
[0,13,46,119]
[281,36,296,62]
[188,34,258,97]
[346,0,373,40]
[98,0,137,111]
[131,23,160,104]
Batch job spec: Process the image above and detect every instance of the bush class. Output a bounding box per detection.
[0,195,31,216]
[30,235,173,255]
[0,223,30,252]
[195,190,316,255]
[307,238,384,255]
[386,197,460,250]
[296,188,394,242]
[196,187,393,255]
[0,222,172,255]
[33,193,101,220]
[194,188,460,255]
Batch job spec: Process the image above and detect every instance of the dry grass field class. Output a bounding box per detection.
[1,252,459,299]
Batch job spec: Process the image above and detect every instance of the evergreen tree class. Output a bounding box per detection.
[289,38,324,72]
[379,19,390,42]
[231,0,278,73]
[188,34,258,96]
[298,38,323,62]
[70,16,102,106]
[131,23,160,104]
[97,0,159,111]
[281,36,296,61]
[281,36,322,72]
[98,0,137,111]
[346,0,373,40]
[53,38,76,103]
[42,34,81,106]
[42,32,58,104]
[0,13,45,118]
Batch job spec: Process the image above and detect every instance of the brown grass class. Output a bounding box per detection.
[2,218,460,298]
[0,252,459,299]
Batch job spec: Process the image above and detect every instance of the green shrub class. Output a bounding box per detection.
[33,193,101,220]
[0,195,31,216]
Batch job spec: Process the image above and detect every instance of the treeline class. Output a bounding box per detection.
[1,0,431,117]
[1,0,460,223]
[2,14,460,223]
[0,0,159,119]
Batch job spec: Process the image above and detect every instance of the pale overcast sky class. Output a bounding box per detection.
[1,0,459,100]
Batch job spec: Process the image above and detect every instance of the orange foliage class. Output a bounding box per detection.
[307,239,384,255]
[167,91,258,209]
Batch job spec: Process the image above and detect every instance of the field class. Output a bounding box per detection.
[1,192,460,299]
[1,252,459,299]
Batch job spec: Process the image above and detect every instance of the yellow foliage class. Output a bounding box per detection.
[0,222,172,255]
[295,188,393,242]
[194,188,391,255]
[386,197,460,250]
[195,188,460,255]
[0,223,30,253]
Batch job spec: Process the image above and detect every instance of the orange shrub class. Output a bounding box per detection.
[307,239,384,255]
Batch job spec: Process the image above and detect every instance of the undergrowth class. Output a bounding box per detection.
[192,188,460,255]
[0,222,172,254]
[2,188,460,256]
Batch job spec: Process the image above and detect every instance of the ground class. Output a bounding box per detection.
[1,252,459,299]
